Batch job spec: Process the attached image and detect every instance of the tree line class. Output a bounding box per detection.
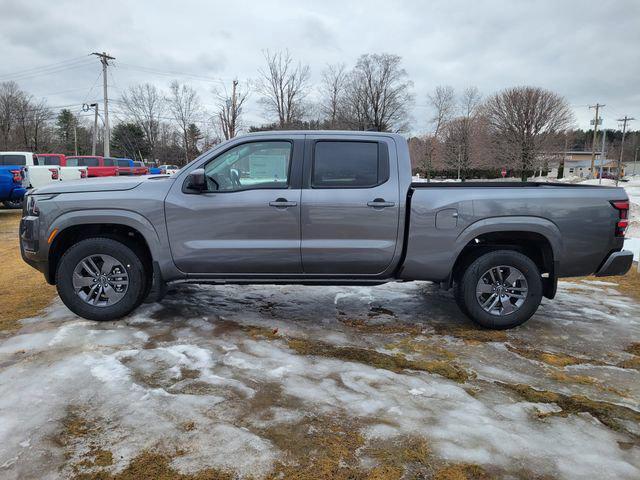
[1,50,637,178]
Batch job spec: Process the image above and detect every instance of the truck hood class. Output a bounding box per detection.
[31,175,172,195]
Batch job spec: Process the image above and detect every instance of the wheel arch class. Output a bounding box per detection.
[450,217,561,299]
[46,210,160,284]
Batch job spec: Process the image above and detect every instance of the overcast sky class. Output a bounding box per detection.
[1,0,638,134]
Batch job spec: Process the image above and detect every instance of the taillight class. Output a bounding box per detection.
[80,169,87,178]
[611,200,630,237]
[49,168,59,180]
[9,169,22,183]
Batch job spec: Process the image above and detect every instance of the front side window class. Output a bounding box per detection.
[312,141,385,188]
[203,141,291,192]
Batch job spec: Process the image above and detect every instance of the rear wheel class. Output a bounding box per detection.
[457,250,542,329]
[56,237,148,321]
[2,199,23,209]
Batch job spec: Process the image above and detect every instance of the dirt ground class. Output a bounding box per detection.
[0,210,639,480]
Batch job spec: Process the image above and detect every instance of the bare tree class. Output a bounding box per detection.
[484,86,574,181]
[214,79,250,140]
[121,83,165,161]
[258,50,310,128]
[167,80,202,163]
[0,81,22,150]
[442,87,484,179]
[422,85,455,180]
[319,63,348,128]
[344,53,413,132]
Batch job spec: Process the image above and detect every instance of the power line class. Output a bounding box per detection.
[0,59,94,82]
[0,56,91,79]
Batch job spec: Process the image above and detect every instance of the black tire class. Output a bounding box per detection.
[2,199,23,209]
[458,250,543,329]
[56,237,148,321]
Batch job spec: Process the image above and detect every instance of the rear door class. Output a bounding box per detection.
[301,135,400,274]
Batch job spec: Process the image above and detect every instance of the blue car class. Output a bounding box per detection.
[0,166,26,209]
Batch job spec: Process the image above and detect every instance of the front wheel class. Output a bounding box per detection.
[2,199,23,209]
[56,237,148,321]
[456,250,543,329]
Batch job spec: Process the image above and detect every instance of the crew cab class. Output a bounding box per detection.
[1,152,60,189]
[112,158,134,176]
[65,156,118,177]
[0,166,26,208]
[132,161,149,175]
[20,131,634,329]
[35,154,88,182]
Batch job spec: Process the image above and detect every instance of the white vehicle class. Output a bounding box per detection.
[0,152,60,189]
[36,154,87,182]
[159,164,180,175]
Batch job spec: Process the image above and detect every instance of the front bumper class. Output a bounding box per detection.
[595,250,634,277]
[20,215,48,276]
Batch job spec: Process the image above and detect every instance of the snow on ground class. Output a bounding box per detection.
[0,281,639,479]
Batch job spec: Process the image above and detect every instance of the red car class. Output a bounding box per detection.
[112,158,134,176]
[66,156,119,177]
[132,161,149,175]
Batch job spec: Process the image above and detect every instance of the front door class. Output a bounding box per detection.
[301,136,400,274]
[165,138,303,274]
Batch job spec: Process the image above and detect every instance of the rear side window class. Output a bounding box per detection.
[117,159,130,167]
[312,141,388,188]
[67,157,99,167]
[133,161,143,167]
[36,156,60,166]
[0,154,27,166]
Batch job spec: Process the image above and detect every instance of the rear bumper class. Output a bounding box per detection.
[595,250,634,277]
[10,187,26,200]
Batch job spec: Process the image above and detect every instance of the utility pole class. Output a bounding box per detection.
[91,52,115,157]
[616,115,635,186]
[91,103,99,155]
[634,146,639,176]
[589,104,604,178]
[231,79,238,138]
[73,124,78,156]
[598,127,606,185]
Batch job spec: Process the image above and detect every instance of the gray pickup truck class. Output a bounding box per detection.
[20,131,633,329]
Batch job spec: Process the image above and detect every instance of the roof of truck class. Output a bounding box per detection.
[241,130,405,138]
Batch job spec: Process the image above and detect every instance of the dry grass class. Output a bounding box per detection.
[505,344,598,367]
[0,210,56,331]
[567,264,640,302]
[287,338,473,383]
[499,382,640,438]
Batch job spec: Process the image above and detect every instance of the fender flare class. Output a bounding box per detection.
[451,216,562,280]
[49,209,163,260]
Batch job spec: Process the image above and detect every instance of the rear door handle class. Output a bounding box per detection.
[269,198,298,208]
[367,198,395,208]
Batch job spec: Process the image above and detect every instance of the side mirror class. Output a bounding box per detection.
[186,168,207,192]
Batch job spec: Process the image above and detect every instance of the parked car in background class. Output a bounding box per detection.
[65,156,118,178]
[132,161,149,175]
[1,152,60,189]
[146,162,162,174]
[158,164,179,175]
[36,154,88,181]
[112,158,134,176]
[0,166,26,208]
[20,131,633,328]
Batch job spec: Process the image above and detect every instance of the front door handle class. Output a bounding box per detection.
[269,198,298,208]
[367,198,395,208]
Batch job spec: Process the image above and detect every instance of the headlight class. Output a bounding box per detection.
[26,194,57,216]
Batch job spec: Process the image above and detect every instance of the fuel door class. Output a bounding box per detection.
[435,208,458,229]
